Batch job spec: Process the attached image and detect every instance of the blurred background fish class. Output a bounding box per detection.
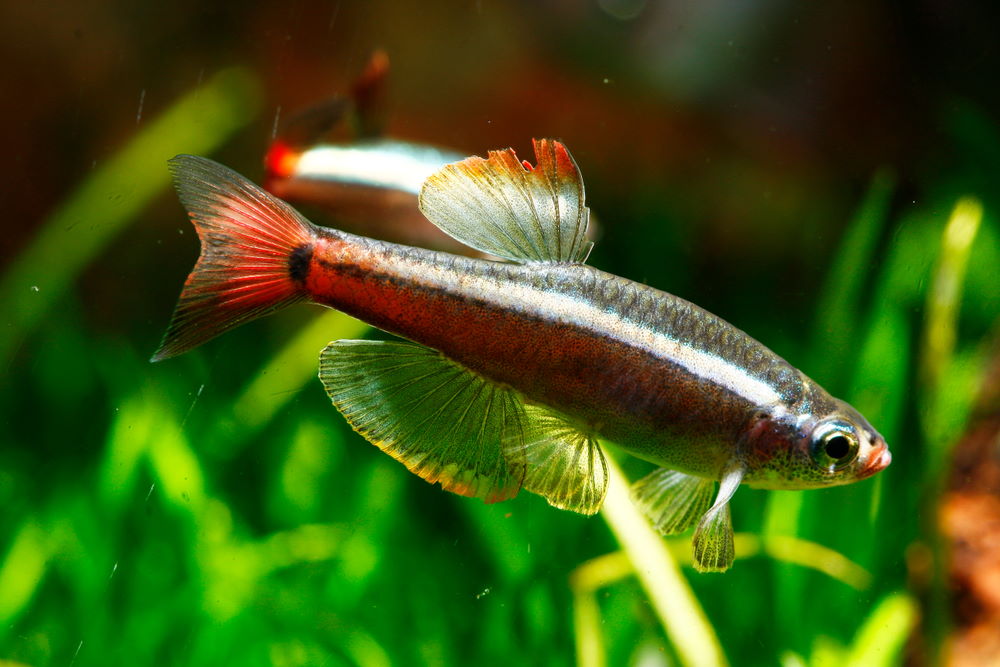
[264,52,481,254]
[264,53,598,256]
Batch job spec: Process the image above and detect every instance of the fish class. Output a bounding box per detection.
[263,49,474,254]
[153,139,891,572]
[265,137,472,254]
[264,51,598,255]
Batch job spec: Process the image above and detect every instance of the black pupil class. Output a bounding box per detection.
[825,435,851,460]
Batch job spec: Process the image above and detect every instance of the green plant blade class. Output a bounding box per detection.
[0,67,261,363]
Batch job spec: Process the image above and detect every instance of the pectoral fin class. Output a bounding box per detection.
[506,405,608,515]
[630,469,715,535]
[418,139,593,263]
[318,340,526,503]
[692,464,745,573]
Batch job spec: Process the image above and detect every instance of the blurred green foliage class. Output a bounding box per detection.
[1,58,998,667]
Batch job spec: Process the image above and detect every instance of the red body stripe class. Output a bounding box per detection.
[302,234,748,474]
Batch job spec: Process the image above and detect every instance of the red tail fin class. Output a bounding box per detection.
[152,155,317,362]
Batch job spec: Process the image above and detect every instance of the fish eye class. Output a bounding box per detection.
[825,435,851,459]
[810,422,860,471]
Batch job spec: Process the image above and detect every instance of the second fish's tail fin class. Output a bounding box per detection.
[151,155,317,362]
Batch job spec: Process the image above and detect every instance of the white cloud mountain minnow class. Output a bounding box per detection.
[262,49,474,255]
[265,137,471,253]
[263,50,598,256]
[153,139,891,572]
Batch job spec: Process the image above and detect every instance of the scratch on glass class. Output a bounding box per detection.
[181,383,205,427]
[271,105,282,140]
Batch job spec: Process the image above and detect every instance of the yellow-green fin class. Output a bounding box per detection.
[318,340,526,503]
[692,465,745,573]
[418,139,593,264]
[630,469,714,535]
[505,405,607,515]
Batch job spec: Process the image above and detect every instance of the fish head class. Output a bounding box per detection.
[740,397,891,490]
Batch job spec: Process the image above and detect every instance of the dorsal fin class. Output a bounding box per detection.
[418,139,593,263]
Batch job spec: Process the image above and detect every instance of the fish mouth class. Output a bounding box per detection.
[857,442,892,479]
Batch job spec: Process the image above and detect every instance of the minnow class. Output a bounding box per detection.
[263,49,473,254]
[265,137,471,254]
[265,51,598,256]
[153,140,891,572]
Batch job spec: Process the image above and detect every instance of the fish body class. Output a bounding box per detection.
[269,139,463,197]
[263,51,598,256]
[265,139,471,253]
[155,140,890,571]
[300,232,836,486]
[262,50,473,254]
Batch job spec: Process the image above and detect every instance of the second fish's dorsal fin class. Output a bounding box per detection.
[319,340,527,503]
[418,139,593,263]
[506,405,608,515]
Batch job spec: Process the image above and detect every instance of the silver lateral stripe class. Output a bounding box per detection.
[296,142,463,194]
[395,257,785,409]
[555,292,784,408]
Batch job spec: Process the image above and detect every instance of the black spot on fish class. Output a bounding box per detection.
[289,244,313,284]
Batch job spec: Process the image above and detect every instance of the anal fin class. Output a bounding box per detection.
[319,340,526,503]
[630,469,714,535]
[506,405,608,515]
